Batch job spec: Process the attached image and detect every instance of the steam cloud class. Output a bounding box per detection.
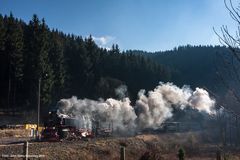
[56,82,215,132]
[115,85,128,99]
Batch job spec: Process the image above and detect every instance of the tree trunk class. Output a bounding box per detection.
[7,73,11,109]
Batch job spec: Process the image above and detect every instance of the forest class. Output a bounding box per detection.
[1,13,238,114]
[128,46,229,91]
[0,13,170,113]
[129,46,240,113]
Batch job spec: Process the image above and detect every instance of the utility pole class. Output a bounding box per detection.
[37,78,41,140]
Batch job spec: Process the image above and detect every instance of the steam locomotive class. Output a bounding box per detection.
[41,110,93,141]
[41,110,112,141]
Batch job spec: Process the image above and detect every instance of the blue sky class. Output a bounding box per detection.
[0,0,237,51]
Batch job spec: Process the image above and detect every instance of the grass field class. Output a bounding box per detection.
[0,130,240,160]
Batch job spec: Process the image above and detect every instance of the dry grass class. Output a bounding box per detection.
[0,131,239,160]
[0,129,29,138]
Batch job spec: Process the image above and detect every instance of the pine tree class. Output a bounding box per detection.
[178,148,185,160]
[0,14,5,52]
[0,13,172,111]
[4,13,24,108]
[38,18,54,107]
[110,44,120,54]
[24,15,53,110]
[49,31,66,101]
[83,35,99,96]
[0,14,6,108]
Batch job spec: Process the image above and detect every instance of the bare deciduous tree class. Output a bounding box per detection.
[214,0,240,58]
[214,0,240,146]
[214,0,240,107]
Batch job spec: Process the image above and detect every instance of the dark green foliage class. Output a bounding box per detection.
[128,46,226,90]
[0,14,169,113]
[23,15,54,109]
[150,46,223,89]
[0,14,6,108]
[3,13,24,108]
[49,30,65,102]
[127,45,234,96]
[95,77,124,99]
[178,148,185,160]
[0,14,5,52]
[130,46,240,112]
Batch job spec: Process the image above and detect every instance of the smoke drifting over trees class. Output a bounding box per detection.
[0,14,230,119]
[56,82,215,133]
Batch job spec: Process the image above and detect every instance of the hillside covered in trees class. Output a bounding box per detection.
[0,14,170,112]
[128,46,227,90]
[1,13,238,114]
[128,46,240,112]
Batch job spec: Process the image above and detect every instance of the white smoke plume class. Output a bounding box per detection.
[57,96,137,132]
[115,85,128,99]
[56,82,215,132]
[189,88,216,114]
[136,82,215,129]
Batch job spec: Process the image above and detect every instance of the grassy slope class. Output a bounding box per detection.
[1,132,240,160]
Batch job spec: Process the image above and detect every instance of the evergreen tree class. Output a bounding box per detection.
[83,35,99,96]
[0,14,6,108]
[24,15,53,110]
[178,148,185,160]
[49,31,65,101]
[0,14,5,52]
[4,13,24,108]
[0,13,172,112]
[38,18,54,107]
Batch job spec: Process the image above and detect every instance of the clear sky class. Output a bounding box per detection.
[0,0,238,51]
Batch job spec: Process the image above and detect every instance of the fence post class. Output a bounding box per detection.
[120,146,125,160]
[216,150,221,160]
[23,141,28,160]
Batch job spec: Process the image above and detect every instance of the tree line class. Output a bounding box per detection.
[0,13,170,112]
[129,45,240,113]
